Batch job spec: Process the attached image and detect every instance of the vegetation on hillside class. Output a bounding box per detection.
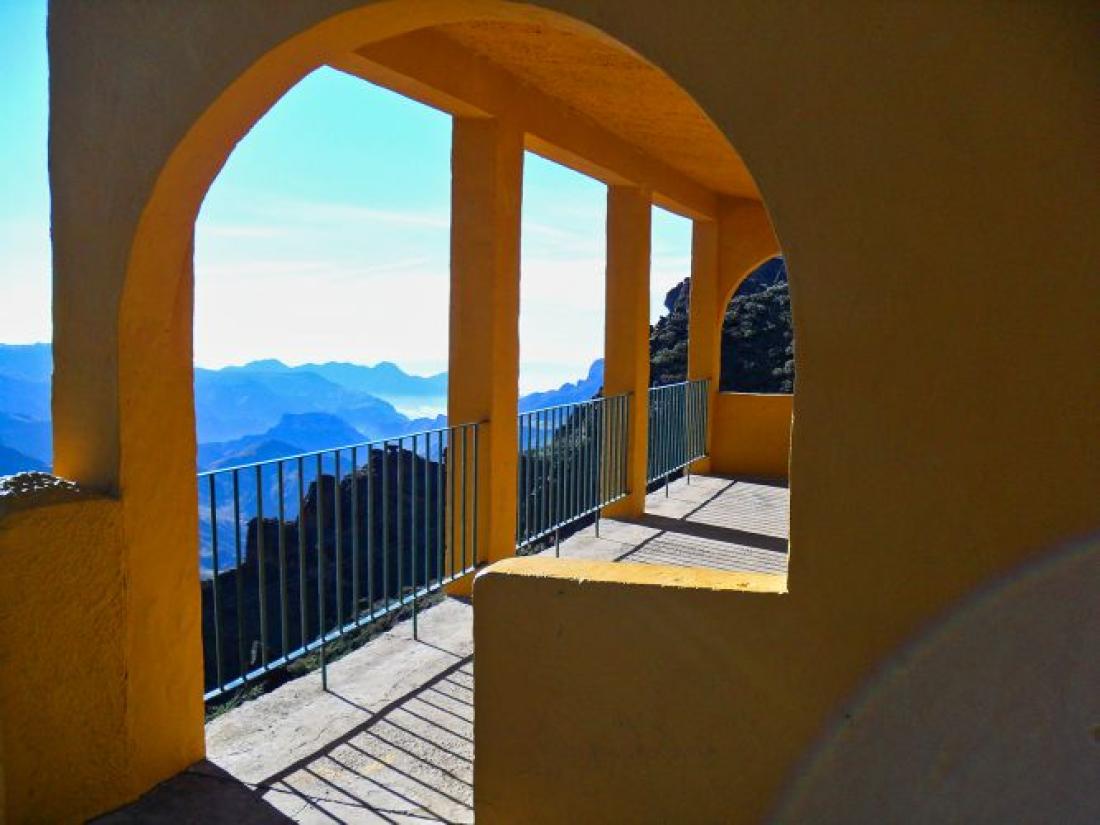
[648,257,794,393]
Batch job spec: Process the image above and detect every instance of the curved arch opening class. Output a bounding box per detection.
[50,1,784,801]
[719,256,793,394]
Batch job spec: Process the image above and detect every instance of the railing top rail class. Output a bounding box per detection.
[518,390,631,417]
[649,378,710,391]
[197,419,482,478]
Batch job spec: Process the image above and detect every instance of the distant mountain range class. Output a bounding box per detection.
[0,257,792,479]
[0,344,605,475]
[198,411,417,471]
[192,364,443,444]
[227,358,448,398]
[0,443,47,475]
[519,360,603,412]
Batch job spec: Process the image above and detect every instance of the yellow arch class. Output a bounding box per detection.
[51,2,771,813]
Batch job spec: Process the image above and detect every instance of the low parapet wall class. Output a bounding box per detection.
[709,392,792,479]
[0,474,128,822]
[472,539,1100,823]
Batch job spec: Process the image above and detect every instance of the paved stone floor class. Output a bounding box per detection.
[540,473,789,575]
[97,599,476,825]
[97,475,787,823]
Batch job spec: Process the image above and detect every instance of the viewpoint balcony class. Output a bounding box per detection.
[98,473,784,823]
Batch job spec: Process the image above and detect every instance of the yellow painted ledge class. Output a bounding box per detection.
[476,555,787,594]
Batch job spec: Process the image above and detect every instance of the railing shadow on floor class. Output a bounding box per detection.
[96,654,475,824]
[252,655,475,824]
[628,512,789,555]
[612,476,790,572]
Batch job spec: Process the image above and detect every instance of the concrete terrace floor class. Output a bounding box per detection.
[97,475,787,824]
[539,473,789,574]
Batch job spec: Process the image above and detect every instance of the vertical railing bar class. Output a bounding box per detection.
[232,468,246,684]
[598,399,605,507]
[548,409,554,533]
[277,461,289,662]
[397,437,405,613]
[461,426,469,572]
[366,446,374,624]
[645,391,651,483]
[448,428,456,579]
[565,406,571,520]
[567,406,576,528]
[687,383,693,471]
[595,399,602,535]
[653,386,659,483]
[472,423,480,568]
[423,432,430,593]
[625,393,631,497]
[436,429,444,588]
[315,453,327,691]
[351,446,360,627]
[681,384,686,470]
[664,386,670,480]
[552,410,560,556]
[567,405,575,541]
[658,386,665,483]
[552,407,559,532]
[383,441,390,614]
[664,387,671,495]
[297,457,307,658]
[525,413,532,546]
[660,387,668,497]
[607,396,614,498]
[208,474,224,693]
[411,433,418,639]
[594,399,601,507]
[580,403,588,519]
[577,404,585,522]
[531,411,539,539]
[516,413,523,547]
[585,402,594,514]
[334,450,343,635]
[561,406,569,526]
[589,401,597,513]
[617,394,624,497]
[541,409,549,537]
[255,464,268,669]
[536,411,545,539]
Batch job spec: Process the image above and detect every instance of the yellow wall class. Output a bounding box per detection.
[23,0,1100,820]
[0,492,126,822]
[474,543,1100,823]
[709,393,792,479]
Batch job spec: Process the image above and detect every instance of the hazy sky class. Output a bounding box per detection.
[1,2,691,394]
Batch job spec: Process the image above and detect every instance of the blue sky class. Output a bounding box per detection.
[1,2,691,394]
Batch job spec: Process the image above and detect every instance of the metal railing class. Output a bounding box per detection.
[198,422,481,702]
[516,392,630,553]
[647,379,709,488]
[197,380,707,702]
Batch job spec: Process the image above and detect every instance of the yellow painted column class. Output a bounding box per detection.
[447,117,523,579]
[687,219,719,474]
[602,186,652,519]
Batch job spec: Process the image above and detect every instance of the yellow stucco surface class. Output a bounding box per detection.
[0,493,126,822]
[11,0,1097,819]
[447,117,523,566]
[601,186,652,519]
[709,393,793,480]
